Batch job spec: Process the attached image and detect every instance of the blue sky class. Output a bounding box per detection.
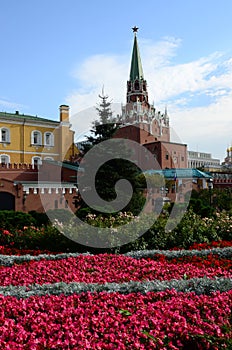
[1,0,232,161]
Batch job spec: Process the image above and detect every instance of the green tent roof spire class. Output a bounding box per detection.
[129,27,144,81]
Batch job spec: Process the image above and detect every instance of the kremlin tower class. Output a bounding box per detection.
[121,26,170,141]
[115,27,187,169]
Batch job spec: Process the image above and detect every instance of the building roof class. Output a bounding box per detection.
[145,168,212,179]
[129,30,144,81]
[42,159,84,172]
[0,111,59,124]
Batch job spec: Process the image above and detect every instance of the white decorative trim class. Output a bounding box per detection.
[0,117,59,128]
[22,183,77,194]
[0,150,59,156]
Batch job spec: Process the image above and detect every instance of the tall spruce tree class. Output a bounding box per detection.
[77,91,146,218]
[82,91,118,152]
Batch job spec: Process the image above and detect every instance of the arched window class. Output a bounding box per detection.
[31,130,42,146]
[0,128,10,143]
[44,132,54,146]
[0,154,10,164]
[134,80,140,90]
[32,156,42,167]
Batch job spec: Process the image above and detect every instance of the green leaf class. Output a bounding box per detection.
[118,309,132,316]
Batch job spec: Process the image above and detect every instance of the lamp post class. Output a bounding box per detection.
[207,178,213,207]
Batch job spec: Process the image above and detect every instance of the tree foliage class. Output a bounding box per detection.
[77,92,146,216]
[188,188,232,217]
[82,92,119,153]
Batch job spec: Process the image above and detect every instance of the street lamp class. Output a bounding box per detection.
[207,178,213,206]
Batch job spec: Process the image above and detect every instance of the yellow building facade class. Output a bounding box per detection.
[0,105,77,165]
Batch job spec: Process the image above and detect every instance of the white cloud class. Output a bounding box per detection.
[0,98,26,112]
[170,92,232,160]
[66,36,232,162]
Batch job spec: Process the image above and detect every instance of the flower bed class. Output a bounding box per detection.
[0,240,231,349]
[189,240,232,250]
[152,253,232,269]
[0,239,232,257]
[0,245,61,256]
[0,253,232,287]
[0,290,231,349]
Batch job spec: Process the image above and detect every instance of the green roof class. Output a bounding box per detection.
[0,111,59,124]
[145,168,212,179]
[43,159,84,172]
[129,33,144,81]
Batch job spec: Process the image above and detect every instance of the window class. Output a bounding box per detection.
[166,154,169,160]
[2,130,6,142]
[0,154,10,164]
[134,80,140,90]
[31,131,42,145]
[44,132,54,146]
[0,128,10,143]
[32,156,42,167]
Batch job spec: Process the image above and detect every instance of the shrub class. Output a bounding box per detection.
[0,210,36,230]
[28,211,50,227]
[46,209,73,224]
[0,225,88,253]
[1,208,231,254]
[116,209,232,253]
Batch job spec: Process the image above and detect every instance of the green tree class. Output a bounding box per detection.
[77,92,146,217]
[82,91,119,152]
[188,188,232,216]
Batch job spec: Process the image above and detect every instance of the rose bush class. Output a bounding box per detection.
[0,209,231,253]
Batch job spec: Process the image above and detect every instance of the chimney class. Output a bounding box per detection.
[59,105,69,122]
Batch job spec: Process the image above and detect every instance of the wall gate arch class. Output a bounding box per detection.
[0,192,15,210]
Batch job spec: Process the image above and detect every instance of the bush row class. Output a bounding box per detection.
[0,208,231,254]
[0,209,72,230]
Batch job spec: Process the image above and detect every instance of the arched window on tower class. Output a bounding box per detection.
[134,80,140,90]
